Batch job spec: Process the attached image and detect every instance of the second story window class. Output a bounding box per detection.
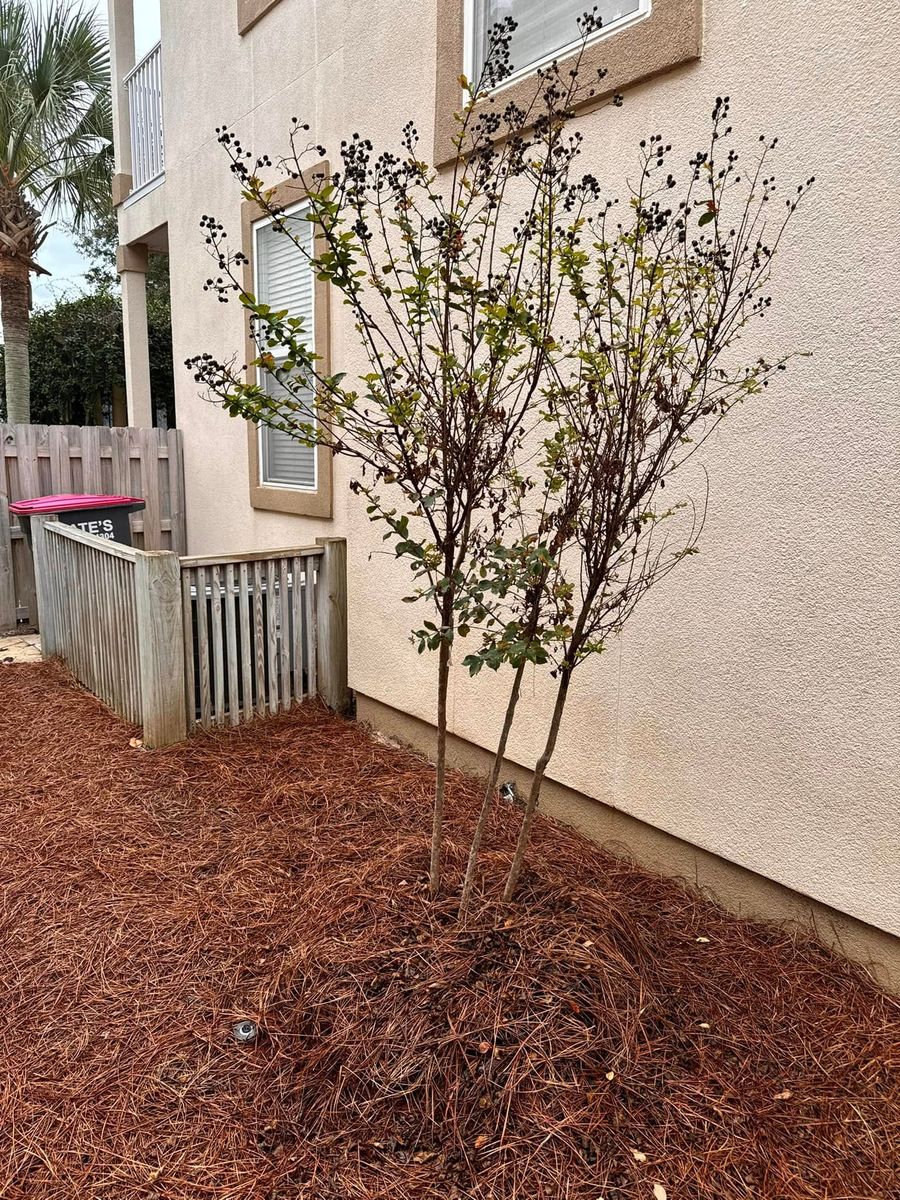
[252,208,317,493]
[469,0,649,87]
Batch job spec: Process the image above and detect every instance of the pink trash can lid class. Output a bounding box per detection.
[9,493,144,515]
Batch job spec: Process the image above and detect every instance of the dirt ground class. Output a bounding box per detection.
[0,662,897,1200]
[0,632,42,664]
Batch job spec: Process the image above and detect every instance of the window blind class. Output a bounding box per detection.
[255,213,314,335]
[471,0,642,84]
[253,208,317,491]
[260,424,317,489]
[258,370,317,490]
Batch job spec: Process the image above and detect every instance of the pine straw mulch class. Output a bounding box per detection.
[0,663,897,1200]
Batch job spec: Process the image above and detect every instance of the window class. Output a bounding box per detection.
[468,0,649,88]
[241,172,333,519]
[435,1,702,168]
[252,208,317,493]
[237,0,282,36]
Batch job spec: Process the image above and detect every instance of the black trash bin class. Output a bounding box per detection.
[9,493,146,547]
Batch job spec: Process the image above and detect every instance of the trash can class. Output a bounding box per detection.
[9,494,146,547]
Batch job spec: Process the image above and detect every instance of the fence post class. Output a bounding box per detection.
[134,550,187,747]
[0,429,16,633]
[315,537,349,713]
[29,515,57,657]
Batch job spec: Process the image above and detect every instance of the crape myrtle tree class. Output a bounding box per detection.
[189,13,625,896]
[190,10,811,906]
[459,97,813,905]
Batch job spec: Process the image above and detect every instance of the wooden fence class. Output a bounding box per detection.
[32,518,186,745]
[0,423,186,632]
[30,518,348,747]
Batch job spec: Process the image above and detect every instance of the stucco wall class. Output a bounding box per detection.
[146,0,899,937]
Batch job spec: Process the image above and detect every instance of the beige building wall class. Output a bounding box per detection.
[119,0,899,946]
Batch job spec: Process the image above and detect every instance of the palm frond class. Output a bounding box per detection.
[25,1,109,134]
[0,0,111,222]
[37,138,113,228]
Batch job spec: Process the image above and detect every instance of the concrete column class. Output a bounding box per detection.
[108,0,135,203]
[117,243,153,429]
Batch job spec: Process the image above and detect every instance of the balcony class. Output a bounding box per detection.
[124,41,164,196]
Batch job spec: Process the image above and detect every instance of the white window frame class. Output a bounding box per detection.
[463,0,652,92]
[251,201,318,494]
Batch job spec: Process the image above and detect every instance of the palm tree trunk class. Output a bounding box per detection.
[0,258,31,424]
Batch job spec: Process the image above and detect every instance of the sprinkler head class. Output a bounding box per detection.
[499,780,518,804]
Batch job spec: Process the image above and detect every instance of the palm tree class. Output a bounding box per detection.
[0,0,112,423]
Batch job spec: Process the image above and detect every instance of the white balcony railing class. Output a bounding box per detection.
[124,41,164,193]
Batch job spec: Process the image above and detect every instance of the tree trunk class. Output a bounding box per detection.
[0,257,31,423]
[458,659,526,918]
[429,588,455,896]
[502,666,572,902]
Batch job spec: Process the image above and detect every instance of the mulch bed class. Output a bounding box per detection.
[0,662,897,1200]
